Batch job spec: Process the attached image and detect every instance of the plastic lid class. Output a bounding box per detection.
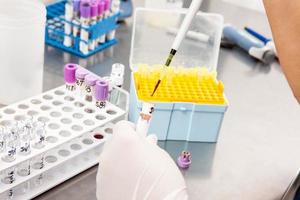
[91,1,99,17]
[64,64,78,84]
[95,80,109,101]
[85,74,98,86]
[80,1,91,18]
[130,8,223,71]
[111,63,125,86]
[73,0,81,12]
[98,1,105,15]
[76,68,89,79]
[104,0,110,11]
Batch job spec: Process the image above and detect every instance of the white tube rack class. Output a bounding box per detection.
[0,83,128,199]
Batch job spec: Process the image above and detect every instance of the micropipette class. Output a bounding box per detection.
[151,0,202,96]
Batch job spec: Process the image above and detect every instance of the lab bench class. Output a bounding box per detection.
[34,0,300,199]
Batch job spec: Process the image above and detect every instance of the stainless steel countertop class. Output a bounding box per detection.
[35,0,300,199]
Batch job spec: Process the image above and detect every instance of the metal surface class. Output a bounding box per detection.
[34,0,300,200]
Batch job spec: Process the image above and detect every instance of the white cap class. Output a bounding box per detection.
[141,103,154,115]
[111,63,125,87]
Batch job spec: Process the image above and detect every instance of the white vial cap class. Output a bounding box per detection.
[141,103,155,115]
[111,63,125,86]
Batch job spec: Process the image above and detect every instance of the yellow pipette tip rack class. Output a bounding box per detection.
[133,64,226,105]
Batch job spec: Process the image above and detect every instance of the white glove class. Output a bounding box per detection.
[96,120,188,200]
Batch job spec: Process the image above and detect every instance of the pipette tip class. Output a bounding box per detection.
[151,80,161,96]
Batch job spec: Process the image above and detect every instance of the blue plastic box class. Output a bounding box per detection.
[45,0,119,58]
[128,8,227,142]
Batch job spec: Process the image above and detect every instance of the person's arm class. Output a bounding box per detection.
[264,0,300,103]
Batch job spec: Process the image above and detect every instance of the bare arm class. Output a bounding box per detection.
[264,0,300,103]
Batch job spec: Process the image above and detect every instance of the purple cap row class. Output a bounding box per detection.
[72,0,111,18]
[64,63,108,101]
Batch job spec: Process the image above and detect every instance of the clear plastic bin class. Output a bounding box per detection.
[129,8,228,142]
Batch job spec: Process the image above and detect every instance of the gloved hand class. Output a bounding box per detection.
[96,120,188,200]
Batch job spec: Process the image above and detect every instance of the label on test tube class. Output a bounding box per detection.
[64,63,77,91]
[84,74,98,102]
[95,80,109,109]
[76,68,89,97]
[136,103,155,136]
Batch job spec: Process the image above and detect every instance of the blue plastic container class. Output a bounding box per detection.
[128,8,227,142]
[45,0,119,58]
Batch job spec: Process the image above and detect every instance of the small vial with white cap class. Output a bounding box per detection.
[84,74,98,102]
[89,1,99,50]
[75,68,89,97]
[109,63,125,104]
[95,80,109,109]
[136,103,155,136]
[64,63,77,92]
[79,1,92,55]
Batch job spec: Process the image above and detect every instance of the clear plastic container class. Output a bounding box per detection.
[129,7,224,71]
[0,0,46,105]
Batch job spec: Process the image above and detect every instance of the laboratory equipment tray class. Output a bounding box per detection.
[0,73,129,199]
[45,0,119,58]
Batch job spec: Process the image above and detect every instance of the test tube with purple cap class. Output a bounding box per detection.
[64,63,77,91]
[89,1,99,50]
[76,68,89,97]
[95,80,109,109]
[84,74,98,102]
[79,1,92,55]
[97,0,106,44]
[72,0,81,37]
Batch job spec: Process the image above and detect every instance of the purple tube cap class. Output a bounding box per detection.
[98,1,105,15]
[95,80,109,101]
[85,74,98,86]
[80,1,91,18]
[177,151,191,169]
[91,1,98,17]
[76,68,89,79]
[104,0,110,11]
[73,0,81,12]
[64,63,78,84]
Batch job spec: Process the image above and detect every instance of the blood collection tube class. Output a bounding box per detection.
[64,1,73,47]
[65,0,74,20]
[104,0,111,18]
[107,0,119,41]
[72,0,81,37]
[95,80,109,109]
[73,0,81,19]
[136,103,154,136]
[98,0,106,44]
[64,63,77,91]
[89,1,99,50]
[79,1,91,55]
[84,74,98,102]
[97,0,105,21]
[75,68,89,97]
